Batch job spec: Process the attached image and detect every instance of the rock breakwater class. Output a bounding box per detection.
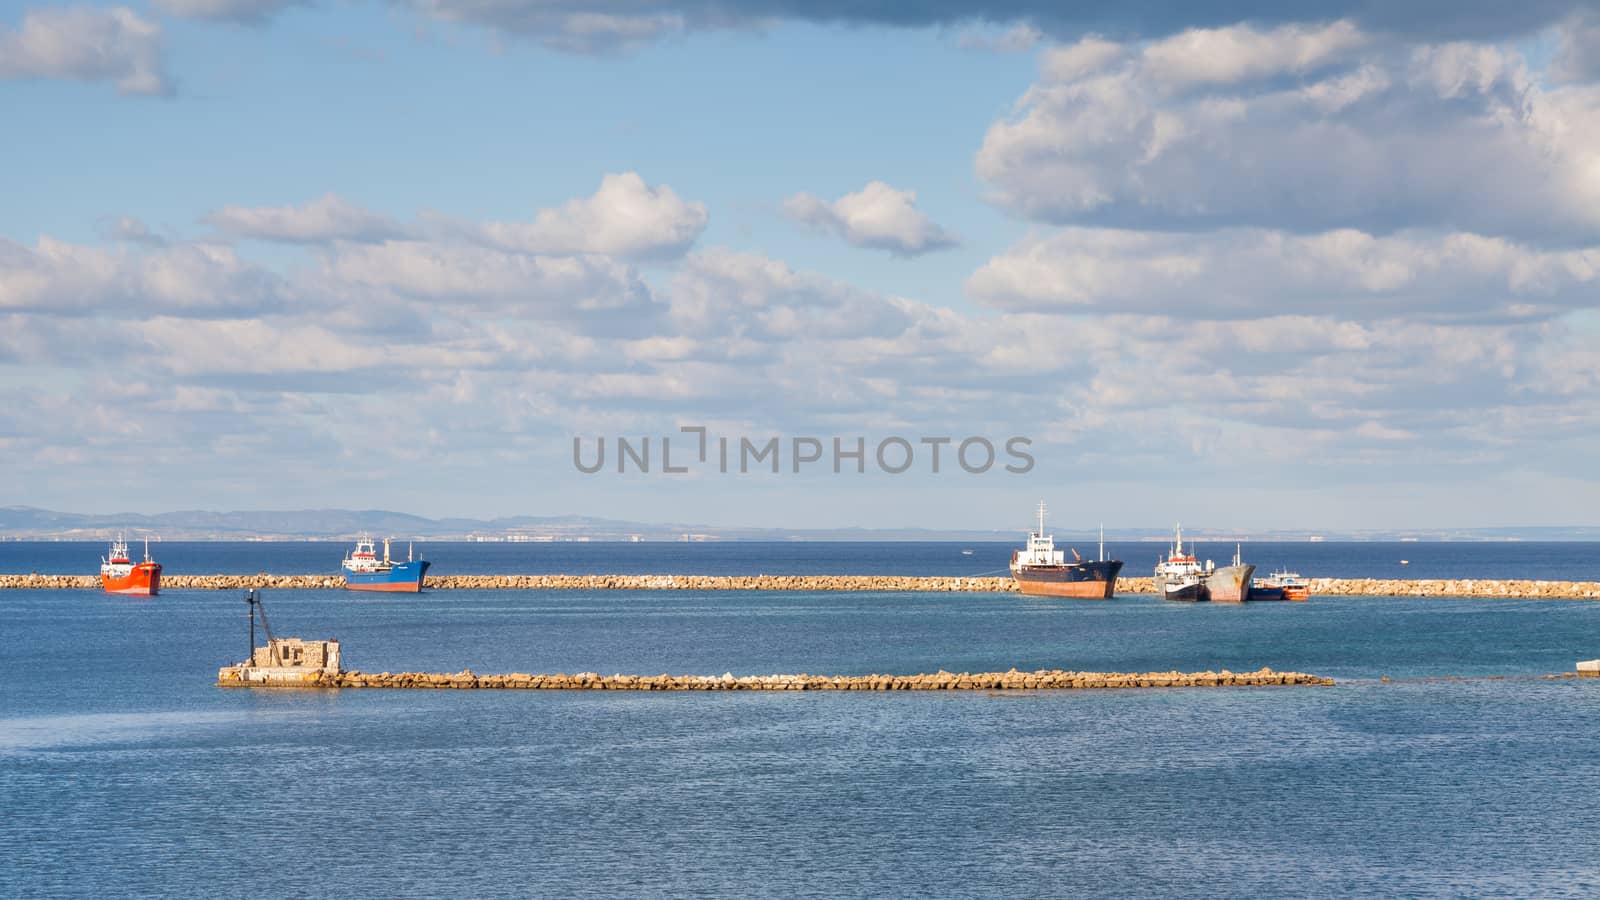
[7,573,1600,599]
[218,666,1333,690]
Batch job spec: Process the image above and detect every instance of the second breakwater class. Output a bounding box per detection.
[5,573,1600,598]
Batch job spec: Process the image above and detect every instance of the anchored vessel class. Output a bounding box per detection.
[100,534,161,596]
[1206,545,1256,603]
[1009,503,1123,598]
[1251,571,1310,602]
[341,536,429,592]
[1153,526,1255,602]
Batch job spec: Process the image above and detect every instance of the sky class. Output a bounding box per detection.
[2,0,1600,532]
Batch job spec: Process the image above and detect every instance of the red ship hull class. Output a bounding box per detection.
[343,580,424,593]
[102,563,161,596]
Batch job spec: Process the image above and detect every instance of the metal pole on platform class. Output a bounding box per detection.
[244,589,257,665]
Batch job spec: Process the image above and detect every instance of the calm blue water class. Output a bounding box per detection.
[4,585,1600,896]
[5,539,1599,580]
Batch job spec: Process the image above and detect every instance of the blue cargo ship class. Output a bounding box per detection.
[342,536,429,592]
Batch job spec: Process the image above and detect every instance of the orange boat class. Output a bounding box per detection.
[1252,571,1310,602]
[101,535,161,596]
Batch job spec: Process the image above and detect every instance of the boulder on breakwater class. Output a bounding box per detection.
[219,666,1333,690]
[7,572,1600,599]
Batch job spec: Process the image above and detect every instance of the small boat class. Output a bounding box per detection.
[1009,504,1122,598]
[101,534,161,596]
[961,549,974,556]
[342,536,429,592]
[1253,571,1310,601]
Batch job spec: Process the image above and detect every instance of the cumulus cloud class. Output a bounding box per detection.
[207,194,410,244]
[0,237,289,317]
[966,228,1600,319]
[784,181,958,257]
[1138,20,1367,84]
[323,241,660,329]
[204,175,706,259]
[0,6,169,95]
[976,25,1600,242]
[100,216,166,246]
[473,173,708,260]
[152,0,306,24]
[667,247,917,340]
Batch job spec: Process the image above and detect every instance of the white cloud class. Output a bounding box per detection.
[784,181,958,256]
[323,240,658,323]
[0,236,289,317]
[1139,21,1368,85]
[977,27,1600,242]
[152,0,305,24]
[966,228,1600,319]
[667,247,917,340]
[142,318,391,377]
[101,216,166,246]
[475,173,708,260]
[207,194,410,244]
[205,175,707,260]
[0,6,169,95]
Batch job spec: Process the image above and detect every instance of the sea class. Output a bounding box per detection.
[4,541,1600,897]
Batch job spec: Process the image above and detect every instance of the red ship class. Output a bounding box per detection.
[101,535,161,596]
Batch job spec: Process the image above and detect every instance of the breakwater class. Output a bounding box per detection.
[218,666,1333,690]
[10,572,1600,598]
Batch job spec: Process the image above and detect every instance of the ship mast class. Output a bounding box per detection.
[1099,523,1105,563]
[1036,501,1046,538]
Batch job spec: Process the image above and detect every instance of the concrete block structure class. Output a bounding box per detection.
[219,638,342,686]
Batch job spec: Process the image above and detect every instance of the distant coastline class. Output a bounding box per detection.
[2,506,1596,543]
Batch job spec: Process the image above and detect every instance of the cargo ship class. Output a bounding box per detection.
[1009,503,1122,598]
[1206,546,1256,603]
[1153,527,1255,602]
[1154,525,1206,601]
[342,536,429,592]
[1251,571,1309,601]
[101,534,161,596]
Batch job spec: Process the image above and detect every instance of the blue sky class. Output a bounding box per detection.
[3,1,1600,531]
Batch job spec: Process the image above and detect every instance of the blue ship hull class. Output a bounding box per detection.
[343,559,430,592]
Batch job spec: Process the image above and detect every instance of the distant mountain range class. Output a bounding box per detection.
[1,506,1596,542]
